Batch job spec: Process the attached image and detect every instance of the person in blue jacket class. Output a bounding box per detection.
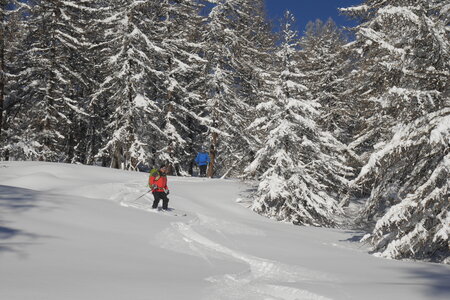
[195,148,210,177]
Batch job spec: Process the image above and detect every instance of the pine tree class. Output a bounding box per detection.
[94,0,166,170]
[155,0,208,175]
[0,0,19,153]
[245,12,347,227]
[299,18,353,144]
[82,1,114,166]
[58,1,102,164]
[5,0,87,161]
[222,0,275,177]
[203,0,273,177]
[1,1,26,159]
[343,0,450,262]
[298,18,357,186]
[359,109,450,263]
[0,0,6,139]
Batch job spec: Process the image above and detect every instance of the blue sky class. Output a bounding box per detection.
[264,0,363,32]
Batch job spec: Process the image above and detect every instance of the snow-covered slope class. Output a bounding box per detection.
[1,162,449,300]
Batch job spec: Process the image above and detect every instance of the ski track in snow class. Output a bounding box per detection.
[118,184,187,216]
[170,221,336,300]
[120,188,336,300]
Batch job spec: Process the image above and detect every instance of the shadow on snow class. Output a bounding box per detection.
[0,185,52,254]
[406,265,450,298]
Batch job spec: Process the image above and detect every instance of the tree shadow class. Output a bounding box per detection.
[0,225,46,255]
[242,187,257,194]
[339,230,367,243]
[405,265,450,297]
[0,185,53,254]
[0,226,22,239]
[340,231,450,297]
[0,225,17,253]
[0,185,38,212]
[343,234,366,242]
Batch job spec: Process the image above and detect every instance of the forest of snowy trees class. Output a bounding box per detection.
[1,0,448,263]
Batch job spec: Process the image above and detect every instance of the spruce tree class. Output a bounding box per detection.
[94,0,166,170]
[343,0,450,262]
[0,0,6,139]
[59,1,101,164]
[155,0,208,175]
[5,0,87,161]
[299,18,353,144]
[0,0,18,154]
[245,12,347,227]
[203,0,273,177]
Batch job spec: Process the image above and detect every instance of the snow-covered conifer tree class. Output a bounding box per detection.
[57,1,103,164]
[5,0,87,161]
[154,0,209,175]
[343,0,450,262]
[357,109,450,263]
[299,18,353,144]
[0,0,7,139]
[203,0,273,177]
[0,0,19,145]
[0,0,23,159]
[245,12,348,227]
[78,1,117,166]
[93,0,167,170]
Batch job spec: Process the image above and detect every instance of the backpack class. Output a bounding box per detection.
[149,168,161,180]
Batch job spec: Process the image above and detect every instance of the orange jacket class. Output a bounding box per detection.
[149,171,168,192]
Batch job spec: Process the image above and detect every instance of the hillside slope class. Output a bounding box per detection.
[0,162,449,300]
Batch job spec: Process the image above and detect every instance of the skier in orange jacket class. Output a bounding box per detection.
[149,165,170,210]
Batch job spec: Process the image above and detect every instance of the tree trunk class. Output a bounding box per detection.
[111,144,122,169]
[207,131,217,178]
[0,4,5,138]
[166,92,175,175]
[0,45,4,138]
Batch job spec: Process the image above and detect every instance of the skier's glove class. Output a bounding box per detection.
[165,189,170,195]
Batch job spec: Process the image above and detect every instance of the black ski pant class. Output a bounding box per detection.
[199,165,207,177]
[152,191,169,210]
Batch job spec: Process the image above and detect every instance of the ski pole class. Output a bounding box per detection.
[133,190,151,202]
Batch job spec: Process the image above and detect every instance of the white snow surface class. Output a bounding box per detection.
[1,162,449,300]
